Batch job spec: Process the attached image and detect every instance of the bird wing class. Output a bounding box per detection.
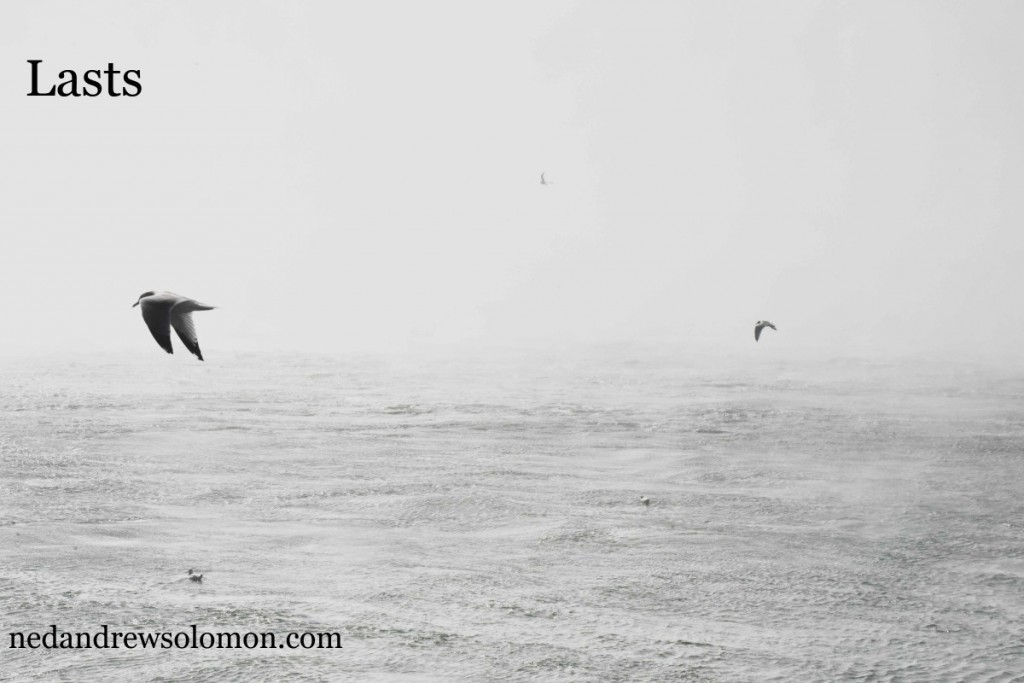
[140,299,174,354]
[170,309,204,361]
[754,324,763,342]
[766,322,777,330]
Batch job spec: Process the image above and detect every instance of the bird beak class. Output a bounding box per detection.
[132,301,139,307]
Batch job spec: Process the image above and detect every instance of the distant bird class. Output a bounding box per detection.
[639,496,650,507]
[754,320,777,342]
[187,568,203,583]
[540,173,551,186]
[133,291,216,361]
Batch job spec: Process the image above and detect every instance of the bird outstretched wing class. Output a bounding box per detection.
[170,309,204,361]
[141,301,174,354]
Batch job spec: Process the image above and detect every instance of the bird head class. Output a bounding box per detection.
[133,291,155,308]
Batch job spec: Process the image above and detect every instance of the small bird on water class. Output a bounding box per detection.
[639,496,650,507]
[187,569,203,583]
[133,291,216,361]
[754,320,777,342]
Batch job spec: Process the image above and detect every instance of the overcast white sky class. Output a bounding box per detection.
[1,1,1021,360]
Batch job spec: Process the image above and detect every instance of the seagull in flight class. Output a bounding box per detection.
[133,291,216,361]
[540,172,552,186]
[754,320,777,342]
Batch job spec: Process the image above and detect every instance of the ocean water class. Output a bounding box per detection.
[1,347,1022,682]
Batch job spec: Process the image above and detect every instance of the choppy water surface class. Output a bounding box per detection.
[1,348,1022,681]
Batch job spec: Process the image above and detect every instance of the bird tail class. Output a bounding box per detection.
[186,302,216,312]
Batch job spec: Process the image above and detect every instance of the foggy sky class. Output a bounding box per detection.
[1,1,1021,361]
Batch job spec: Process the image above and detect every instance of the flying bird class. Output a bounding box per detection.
[187,568,203,583]
[133,291,216,361]
[540,173,551,186]
[754,320,777,342]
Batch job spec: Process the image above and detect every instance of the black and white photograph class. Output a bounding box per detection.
[2,1,1022,680]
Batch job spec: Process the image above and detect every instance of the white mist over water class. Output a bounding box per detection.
[1,347,1022,681]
